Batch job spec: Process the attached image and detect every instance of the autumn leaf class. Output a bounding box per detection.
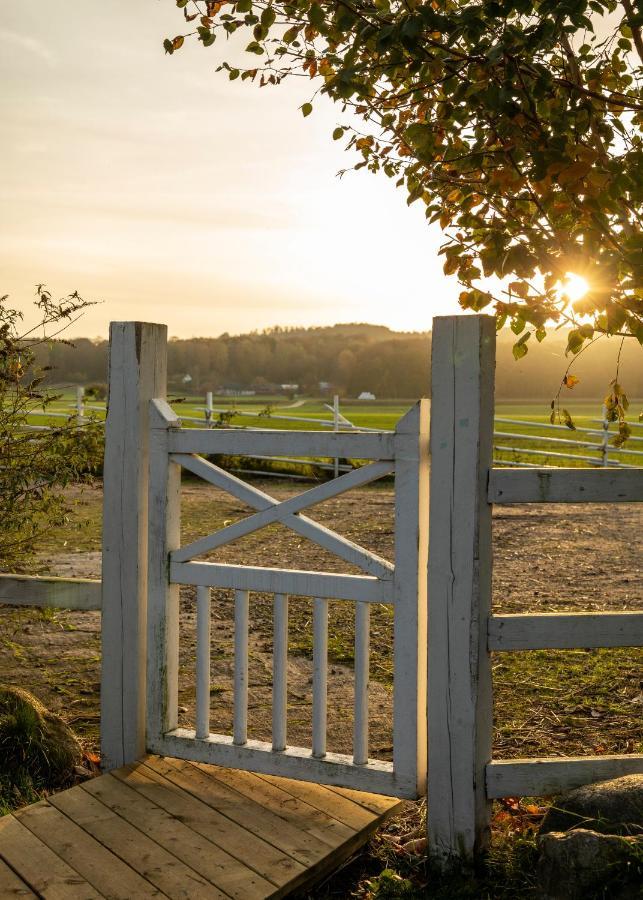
[563,375,580,389]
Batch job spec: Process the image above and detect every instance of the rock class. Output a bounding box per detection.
[538,829,643,900]
[540,775,643,836]
[0,685,83,789]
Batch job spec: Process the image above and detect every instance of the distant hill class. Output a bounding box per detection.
[35,322,641,401]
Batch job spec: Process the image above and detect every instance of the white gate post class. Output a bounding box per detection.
[427,315,496,860]
[393,400,430,797]
[100,322,168,771]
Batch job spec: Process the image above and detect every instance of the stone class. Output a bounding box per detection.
[540,775,643,837]
[538,829,643,900]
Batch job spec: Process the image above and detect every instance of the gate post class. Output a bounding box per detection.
[100,322,168,770]
[427,315,496,860]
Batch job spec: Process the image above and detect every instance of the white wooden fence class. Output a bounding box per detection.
[2,317,641,866]
[426,315,643,861]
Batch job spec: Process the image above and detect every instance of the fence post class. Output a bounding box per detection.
[600,405,610,467]
[427,315,496,860]
[205,391,213,427]
[100,322,168,771]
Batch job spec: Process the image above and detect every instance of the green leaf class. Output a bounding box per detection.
[333,127,344,140]
[163,38,174,55]
[261,6,276,28]
[302,102,313,117]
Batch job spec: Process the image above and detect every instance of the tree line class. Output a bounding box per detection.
[36,323,642,400]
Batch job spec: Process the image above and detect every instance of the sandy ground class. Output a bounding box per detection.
[0,479,640,760]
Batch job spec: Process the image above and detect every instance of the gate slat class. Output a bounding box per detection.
[234,590,250,746]
[312,598,329,759]
[196,586,211,740]
[272,593,289,752]
[353,602,370,766]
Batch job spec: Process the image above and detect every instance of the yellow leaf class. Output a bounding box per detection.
[564,374,580,389]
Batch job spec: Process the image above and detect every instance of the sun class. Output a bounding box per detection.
[559,272,590,303]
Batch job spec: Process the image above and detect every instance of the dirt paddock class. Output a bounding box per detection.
[1,478,640,764]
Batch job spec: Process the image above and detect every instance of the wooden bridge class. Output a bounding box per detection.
[0,756,402,898]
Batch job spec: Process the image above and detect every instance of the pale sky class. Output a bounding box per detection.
[0,1,461,338]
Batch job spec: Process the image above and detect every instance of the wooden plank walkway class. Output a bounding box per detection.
[0,756,404,899]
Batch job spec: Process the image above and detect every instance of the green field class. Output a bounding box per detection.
[27,392,643,469]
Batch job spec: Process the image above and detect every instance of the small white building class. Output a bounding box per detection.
[358,391,376,401]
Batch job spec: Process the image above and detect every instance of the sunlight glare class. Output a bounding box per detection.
[559,272,590,303]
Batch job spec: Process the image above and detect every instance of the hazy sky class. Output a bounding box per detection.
[1,1,461,338]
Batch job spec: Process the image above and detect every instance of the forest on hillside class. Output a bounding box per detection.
[36,323,642,400]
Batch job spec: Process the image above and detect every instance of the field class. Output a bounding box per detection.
[30,391,643,470]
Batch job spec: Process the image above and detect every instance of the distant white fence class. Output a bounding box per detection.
[427,315,643,862]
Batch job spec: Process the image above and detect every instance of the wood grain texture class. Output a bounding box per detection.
[100,321,168,771]
[489,467,643,504]
[427,315,496,860]
[0,575,101,610]
[487,754,643,798]
[0,757,403,900]
[168,428,395,460]
[489,612,643,650]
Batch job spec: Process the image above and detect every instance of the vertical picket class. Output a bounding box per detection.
[233,589,250,745]
[353,601,370,766]
[312,597,329,758]
[392,400,430,797]
[146,398,181,749]
[196,586,211,740]
[272,593,289,752]
[427,315,496,861]
[101,322,168,771]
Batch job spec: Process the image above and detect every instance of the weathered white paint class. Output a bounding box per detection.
[0,575,101,610]
[489,612,643,650]
[353,601,371,766]
[168,428,395,460]
[195,586,211,740]
[172,459,394,564]
[489,467,643,504]
[233,589,250,746]
[146,398,181,749]
[172,453,393,577]
[171,561,389,603]
[487,755,643,798]
[152,729,402,796]
[393,402,430,798]
[312,597,329,759]
[272,593,289,752]
[427,316,496,860]
[100,322,167,771]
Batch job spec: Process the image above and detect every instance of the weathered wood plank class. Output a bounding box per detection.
[0,575,101,611]
[487,755,643,798]
[83,772,273,900]
[192,763,355,846]
[252,772,384,831]
[427,315,496,860]
[172,460,394,563]
[101,321,168,771]
[171,454,393,578]
[489,467,643,504]
[15,800,160,898]
[168,428,395,460]
[0,856,36,897]
[489,612,643,650]
[50,783,223,899]
[0,814,103,899]
[144,756,329,868]
[171,561,391,604]
[120,763,306,890]
[152,730,401,796]
[393,402,430,799]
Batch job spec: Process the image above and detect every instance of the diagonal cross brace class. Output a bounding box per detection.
[170,454,394,579]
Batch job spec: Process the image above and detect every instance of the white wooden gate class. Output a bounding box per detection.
[145,397,429,799]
